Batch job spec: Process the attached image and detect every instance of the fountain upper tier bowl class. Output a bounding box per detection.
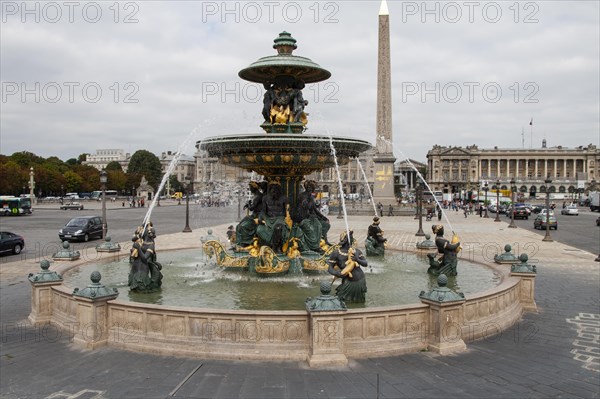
[199,134,372,175]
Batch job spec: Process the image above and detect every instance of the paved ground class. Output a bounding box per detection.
[1,211,599,399]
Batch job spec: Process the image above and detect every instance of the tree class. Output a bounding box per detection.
[9,151,45,168]
[127,150,162,190]
[63,170,84,193]
[105,161,123,171]
[168,175,183,194]
[0,161,26,195]
[78,153,90,164]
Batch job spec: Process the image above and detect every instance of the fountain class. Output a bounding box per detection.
[200,32,371,276]
[31,30,538,366]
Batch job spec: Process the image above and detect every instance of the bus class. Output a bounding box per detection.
[0,196,32,215]
[90,190,119,201]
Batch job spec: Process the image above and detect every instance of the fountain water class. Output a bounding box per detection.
[397,149,454,233]
[377,133,455,233]
[328,132,351,241]
[142,127,205,233]
[355,157,378,216]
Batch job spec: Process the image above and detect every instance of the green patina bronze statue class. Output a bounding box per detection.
[327,230,368,303]
[293,179,331,252]
[365,216,387,257]
[128,222,163,292]
[427,225,460,276]
[236,181,267,247]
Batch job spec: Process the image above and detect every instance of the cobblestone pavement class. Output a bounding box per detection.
[1,212,599,398]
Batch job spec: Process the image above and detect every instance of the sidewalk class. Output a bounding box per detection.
[1,212,598,398]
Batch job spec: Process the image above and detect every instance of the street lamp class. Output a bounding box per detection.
[182,176,192,233]
[508,178,517,228]
[483,183,489,218]
[415,182,425,236]
[337,184,343,219]
[29,167,35,209]
[543,176,553,242]
[494,179,501,222]
[99,170,108,239]
[414,183,420,220]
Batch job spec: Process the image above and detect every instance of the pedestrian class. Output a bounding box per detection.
[479,203,483,217]
[437,206,442,221]
[377,202,383,217]
[388,204,394,216]
[463,205,468,218]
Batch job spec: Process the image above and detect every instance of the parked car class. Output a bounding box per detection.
[560,204,579,216]
[0,231,25,255]
[59,216,104,242]
[60,202,84,211]
[534,214,558,230]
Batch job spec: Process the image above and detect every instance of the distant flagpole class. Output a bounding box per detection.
[529,118,533,148]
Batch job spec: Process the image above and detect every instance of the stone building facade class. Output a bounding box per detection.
[426,142,599,198]
[83,149,129,171]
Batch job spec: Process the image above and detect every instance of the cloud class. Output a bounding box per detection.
[1,0,598,163]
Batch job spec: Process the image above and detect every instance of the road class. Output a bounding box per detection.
[0,201,239,264]
[491,207,599,255]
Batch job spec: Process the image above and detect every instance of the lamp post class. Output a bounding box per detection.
[99,170,108,239]
[337,184,343,219]
[542,176,553,242]
[508,178,517,228]
[483,183,489,218]
[182,177,192,233]
[494,179,501,222]
[414,183,420,220]
[415,182,425,236]
[237,185,243,222]
[28,167,35,210]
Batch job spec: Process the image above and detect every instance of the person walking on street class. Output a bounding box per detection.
[388,204,394,216]
[463,205,468,218]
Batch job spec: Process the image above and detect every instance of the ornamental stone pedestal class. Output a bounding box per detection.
[510,254,537,312]
[419,274,467,355]
[72,271,119,349]
[28,260,63,326]
[305,282,348,367]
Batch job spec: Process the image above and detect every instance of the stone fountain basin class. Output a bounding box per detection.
[199,134,372,175]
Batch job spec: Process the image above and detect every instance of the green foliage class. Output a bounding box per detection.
[105,161,123,171]
[168,175,183,193]
[64,170,84,192]
[9,151,45,167]
[127,150,162,189]
[0,161,26,195]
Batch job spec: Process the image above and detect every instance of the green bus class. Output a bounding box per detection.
[0,196,32,216]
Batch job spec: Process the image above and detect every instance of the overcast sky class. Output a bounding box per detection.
[1,0,599,163]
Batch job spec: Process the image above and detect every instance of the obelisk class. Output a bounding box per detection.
[373,0,397,204]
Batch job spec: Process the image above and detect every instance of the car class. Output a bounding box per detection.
[0,231,25,255]
[60,202,84,211]
[531,205,543,214]
[560,204,579,216]
[510,205,530,219]
[534,214,558,230]
[59,216,104,242]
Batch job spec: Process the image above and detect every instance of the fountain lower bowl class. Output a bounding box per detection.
[199,134,372,175]
[62,248,500,310]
